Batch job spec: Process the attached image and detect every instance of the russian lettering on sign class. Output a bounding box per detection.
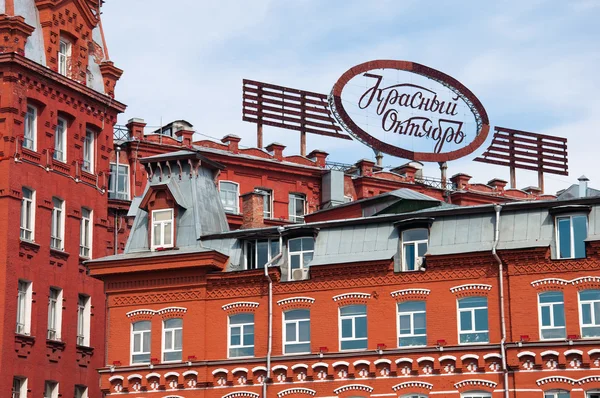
[329,60,490,163]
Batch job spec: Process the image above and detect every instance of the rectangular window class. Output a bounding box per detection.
[151,209,174,250]
[458,296,489,344]
[244,239,280,269]
[339,304,367,350]
[557,214,587,259]
[44,381,58,398]
[82,129,95,173]
[219,181,239,213]
[229,313,254,358]
[258,189,273,219]
[80,208,92,258]
[539,291,566,339]
[12,377,27,398]
[16,280,32,335]
[163,318,183,362]
[74,385,88,398]
[288,237,314,280]
[288,193,306,223]
[397,301,427,347]
[53,117,67,162]
[20,187,35,241]
[402,228,428,271]
[51,197,65,250]
[47,287,62,341]
[58,39,71,76]
[108,163,130,200]
[284,309,310,354]
[23,105,37,150]
[131,321,151,364]
[580,289,600,338]
[544,391,570,398]
[77,294,91,346]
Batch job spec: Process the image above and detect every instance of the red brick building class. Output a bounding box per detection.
[89,153,600,398]
[0,1,125,397]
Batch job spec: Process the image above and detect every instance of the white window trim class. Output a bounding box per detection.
[80,208,92,258]
[460,392,492,398]
[20,187,35,242]
[109,163,130,200]
[162,318,183,363]
[579,289,600,338]
[457,297,489,345]
[282,310,311,355]
[543,390,571,398]
[289,193,306,223]
[82,129,95,173]
[244,238,280,270]
[44,380,59,398]
[77,294,91,347]
[538,291,566,340]
[23,104,37,151]
[74,385,88,398]
[401,228,428,271]
[257,188,273,219]
[396,301,427,347]
[219,180,239,214]
[151,209,174,250]
[130,321,151,365]
[47,287,63,341]
[338,305,368,351]
[12,377,28,398]
[555,213,588,259]
[58,38,71,76]
[51,197,65,250]
[16,280,33,335]
[227,314,254,359]
[287,237,314,279]
[54,117,67,162]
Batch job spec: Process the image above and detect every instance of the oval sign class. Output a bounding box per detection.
[329,60,490,163]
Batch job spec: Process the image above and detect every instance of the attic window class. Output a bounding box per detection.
[556,214,587,259]
[151,209,174,250]
[401,228,428,271]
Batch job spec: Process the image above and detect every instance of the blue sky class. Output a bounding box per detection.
[101,0,600,194]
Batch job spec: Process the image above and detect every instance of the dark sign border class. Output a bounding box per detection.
[329,60,490,163]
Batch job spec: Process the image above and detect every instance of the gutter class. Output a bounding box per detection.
[492,204,509,398]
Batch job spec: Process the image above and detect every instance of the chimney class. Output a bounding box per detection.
[240,191,264,229]
[488,178,508,192]
[578,175,589,198]
[175,129,194,147]
[450,173,472,190]
[126,118,146,141]
[307,149,329,168]
[355,159,375,177]
[221,134,241,154]
[523,186,542,196]
[391,162,419,182]
[265,142,286,161]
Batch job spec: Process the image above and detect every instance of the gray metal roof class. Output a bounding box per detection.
[556,184,600,200]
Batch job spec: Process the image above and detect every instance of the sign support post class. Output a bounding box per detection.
[439,161,448,190]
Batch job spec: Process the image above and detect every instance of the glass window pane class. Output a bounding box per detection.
[474,308,488,331]
[174,329,182,349]
[403,228,428,241]
[285,323,296,342]
[133,321,151,331]
[417,242,427,256]
[302,237,314,251]
[341,318,353,338]
[341,338,367,350]
[230,326,241,345]
[165,331,172,349]
[542,327,566,339]
[553,303,565,327]
[257,240,269,268]
[582,303,592,324]
[399,301,426,312]
[285,342,310,354]
[541,306,551,326]
[404,244,415,270]
[153,210,172,221]
[558,217,572,258]
[580,289,600,301]
[243,326,254,346]
[298,320,310,342]
[460,311,472,331]
[399,315,411,334]
[165,318,182,328]
[459,297,487,308]
[414,312,426,334]
[270,240,280,257]
[153,224,161,245]
[133,334,141,352]
[230,313,253,324]
[340,305,366,316]
[355,316,367,338]
[289,239,302,252]
[142,332,150,352]
[290,254,300,270]
[303,252,313,266]
[540,291,563,303]
[163,222,172,245]
[573,215,587,258]
[285,309,309,320]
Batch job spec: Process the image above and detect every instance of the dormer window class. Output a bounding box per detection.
[556,214,587,259]
[244,238,280,269]
[288,237,314,281]
[58,38,71,76]
[151,209,174,250]
[401,228,428,271]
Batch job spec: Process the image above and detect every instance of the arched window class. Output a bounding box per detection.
[131,321,151,364]
[162,318,183,362]
[283,309,310,354]
[544,390,570,398]
[538,291,566,339]
[580,289,600,338]
[339,305,367,350]
[229,313,254,358]
[458,296,488,344]
[461,392,491,398]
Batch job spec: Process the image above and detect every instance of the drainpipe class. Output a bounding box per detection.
[262,226,285,398]
[114,146,121,255]
[492,205,509,398]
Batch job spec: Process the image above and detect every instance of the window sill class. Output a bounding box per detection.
[76,345,94,354]
[458,341,490,346]
[397,344,427,349]
[50,248,70,260]
[20,239,40,253]
[21,147,41,162]
[339,348,368,353]
[46,339,66,350]
[15,333,35,344]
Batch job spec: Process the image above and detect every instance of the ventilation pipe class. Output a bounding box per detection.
[578,175,589,198]
[492,205,509,398]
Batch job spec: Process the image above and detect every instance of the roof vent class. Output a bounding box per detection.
[578,175,589,198]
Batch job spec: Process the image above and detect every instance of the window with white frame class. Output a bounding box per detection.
[544,391,570,398]
[47,287,63,341]
[80,208,92,258]
[339,304,367,350]
[288,237,314,278]
[229,313,254,358]
[402,228,428,271]
[283,309,310,354]
[20,187,35,241]
[12,377,27,398]
[44,381,59,398]
[51,197,65,250]
[219,181,239,213]
[585,391,600,398]
[400,395,428,398]
[16,280,32,335]
[288,193,306,222]
[23,104,37,150]
[108,163,130,200]
[580,289,600,338]
[151,209,174,250]
[344,195,353,203]
[538,291,566,339]
[53,117,67,162]
[397,301,426,347]
[244,238,280,269]
[258,188,273,219]
[163,318,183,362]
[82,129,95,173]
[77,294,91,346]
[74,385,88,398]
[458,296,488,344]
[556,214,587,259]
[58,38,71,76]
[131,320,151,364]
[461,393,491,398]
